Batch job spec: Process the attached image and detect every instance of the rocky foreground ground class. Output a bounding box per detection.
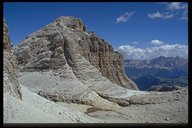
[5,74,188,123]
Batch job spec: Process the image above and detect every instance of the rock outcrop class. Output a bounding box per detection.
[3,19,104,123]
[3,19,12,51]
[3,19,22,100]
[13,16,138,90]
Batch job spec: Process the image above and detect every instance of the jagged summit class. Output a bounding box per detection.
[46,15,87,32]
[22,16,87,42]
[12,15,140,108]
[53,16,87,32]
[14,16,138,90]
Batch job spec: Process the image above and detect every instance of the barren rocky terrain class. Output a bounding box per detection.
[3,16,188,124]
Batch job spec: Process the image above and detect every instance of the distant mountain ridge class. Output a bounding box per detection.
[124,56,188,90]
[125,56,187,69]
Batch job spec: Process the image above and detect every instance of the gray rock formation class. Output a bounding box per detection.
[3,19,22,100]
[14,16,138,90]
[3,19,104,123]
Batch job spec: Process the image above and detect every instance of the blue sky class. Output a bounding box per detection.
[3,2,188,60]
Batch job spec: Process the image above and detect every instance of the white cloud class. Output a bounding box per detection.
[167,2,188,21]
[116,42,188,60]
[167,2,187,11]
[150,40,164,46]
[116,11,134,23]
[179,10,188,21]
[148,11,173,19]
[132,41,139,45]
[150,2,188,21]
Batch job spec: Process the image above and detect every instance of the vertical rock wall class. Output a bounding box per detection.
[3,19,22,99]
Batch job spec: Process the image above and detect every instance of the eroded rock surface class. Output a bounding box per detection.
[3,19,22,100]
[14,16,138,90]
[13,16,141,107]
[3,20,104,123]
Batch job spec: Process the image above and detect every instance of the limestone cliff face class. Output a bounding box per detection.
[78,32,137,89]
[3,19,12,51]
[13,16,138,90]
[3,19,22,99]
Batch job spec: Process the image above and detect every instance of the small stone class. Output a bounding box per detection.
[130,115,134,118]
[164,117,170,121]
[180,120,186,123]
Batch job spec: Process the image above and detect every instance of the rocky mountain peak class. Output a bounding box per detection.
[150,56,188,69]
[51,16,86,32]
[13,16,138,90]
